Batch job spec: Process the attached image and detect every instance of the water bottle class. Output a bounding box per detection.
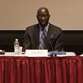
[14,38,19,54]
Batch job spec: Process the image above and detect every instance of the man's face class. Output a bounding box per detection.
[37,8,50,27]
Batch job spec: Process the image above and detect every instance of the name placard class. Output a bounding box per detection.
[25,49,48,57]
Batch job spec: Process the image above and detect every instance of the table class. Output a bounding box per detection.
[0,56,83,83]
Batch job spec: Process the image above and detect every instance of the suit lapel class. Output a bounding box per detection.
[47,24,53,39]
[33,24,40,48]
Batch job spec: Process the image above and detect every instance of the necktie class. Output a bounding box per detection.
[39,29,47,49]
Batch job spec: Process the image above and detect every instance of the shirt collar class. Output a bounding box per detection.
[39,23,49,32]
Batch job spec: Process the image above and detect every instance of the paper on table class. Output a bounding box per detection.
[25,49,48,57]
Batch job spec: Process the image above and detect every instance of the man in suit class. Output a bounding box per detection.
[24,7,63,51]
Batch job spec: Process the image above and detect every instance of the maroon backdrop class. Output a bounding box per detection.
[0,56,83,83]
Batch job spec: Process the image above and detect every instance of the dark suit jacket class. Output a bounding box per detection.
[23,23,63,51]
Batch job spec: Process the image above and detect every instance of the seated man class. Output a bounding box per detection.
[23,7,63,51]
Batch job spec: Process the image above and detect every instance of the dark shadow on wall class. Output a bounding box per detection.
[0,30,24,52]
[0,30,83,55]
[63,30,83,54]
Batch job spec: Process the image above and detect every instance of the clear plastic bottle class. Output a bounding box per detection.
[14,38,19,54]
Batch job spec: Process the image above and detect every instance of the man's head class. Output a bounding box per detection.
[37,7,50,27]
